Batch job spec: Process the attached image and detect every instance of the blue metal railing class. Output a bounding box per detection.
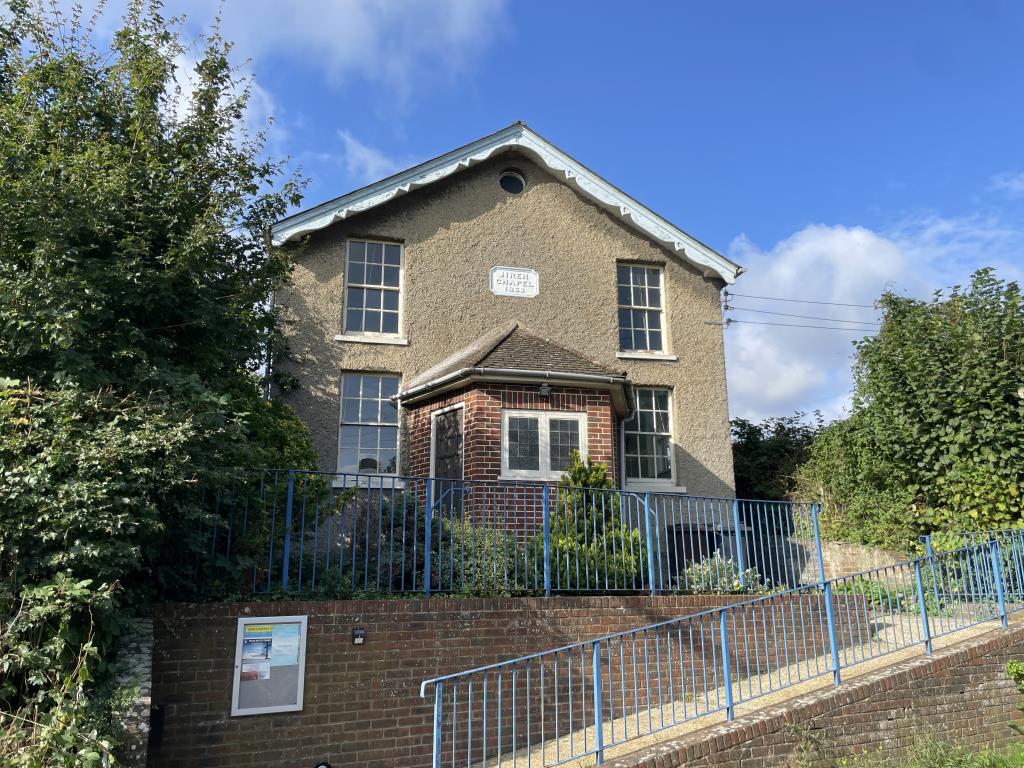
[198,469,823,597]
[419,531,1023,767]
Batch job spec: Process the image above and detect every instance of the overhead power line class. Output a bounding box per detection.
[724,291,877,309]
[727,319,879,332]
[726,305,881,326]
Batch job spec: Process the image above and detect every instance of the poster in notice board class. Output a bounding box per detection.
[230,615,308,716]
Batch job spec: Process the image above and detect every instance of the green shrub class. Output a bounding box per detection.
[534,453,646,591]
[0,577,120,766]
[434,519,532,597]
[677,553,768,595]
[1008,660,1024,735]
[0,0,312,758]
[831,577,910,612]
[829,734,1024,768]
[279,491,538,598]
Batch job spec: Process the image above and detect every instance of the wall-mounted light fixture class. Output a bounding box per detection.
[538,384,552,398]
[352,628,366,645]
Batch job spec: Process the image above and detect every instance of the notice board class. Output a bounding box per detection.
[230,615,308,716]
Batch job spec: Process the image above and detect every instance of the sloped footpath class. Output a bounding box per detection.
[606,618,1024,767]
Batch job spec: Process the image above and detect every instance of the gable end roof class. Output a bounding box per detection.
[270,122,743,284]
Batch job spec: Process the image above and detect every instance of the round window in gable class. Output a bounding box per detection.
[499,170,526,195]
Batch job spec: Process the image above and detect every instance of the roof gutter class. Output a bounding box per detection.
[396,367,633,415]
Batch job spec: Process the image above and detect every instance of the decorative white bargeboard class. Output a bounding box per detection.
[489,266,539,298]
[268,123,741,284]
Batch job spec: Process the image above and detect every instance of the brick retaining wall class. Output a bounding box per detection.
[801,540,909,583]
[149,597,1023,767]
[150,595,834,767]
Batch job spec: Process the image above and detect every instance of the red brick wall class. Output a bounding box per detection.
[614,624,1024,767]
[404,382,617,482]
[150,595,825,768]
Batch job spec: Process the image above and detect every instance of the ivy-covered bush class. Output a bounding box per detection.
[0,1,311,762]
[677,553,768,595]
[795,270,1024,552]
[0,578,120,765]
[533,453,647,591]
[1,385,200,595]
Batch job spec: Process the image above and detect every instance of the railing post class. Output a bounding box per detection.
[281,470,295,591]
[914,560,932,654]
[924,533,942,620]
[542,485,552,597]
[811,502,826,586]
[990,540,1009,628]
[823,582,842,687]
[592,641,605,764]
[732,499,746,588]
[424,478,434,596]
[720,609,734,720]
[643,492,657,596]
[431,681,443,768]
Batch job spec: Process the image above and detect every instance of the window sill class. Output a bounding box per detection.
[616,351,678,362]
[623,481,686,494]
[334,334,409,346]
[500,474,562,483]
[331,477,405,489]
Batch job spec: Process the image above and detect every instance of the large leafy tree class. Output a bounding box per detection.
[0,1,301,393]
[0,3,314,763]
[730,413,822,500]
[796,269,1024,549]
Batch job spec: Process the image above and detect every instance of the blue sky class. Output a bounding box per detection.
[98,1,1024,420]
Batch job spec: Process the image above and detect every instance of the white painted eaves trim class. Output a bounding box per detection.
[270,123,743,284]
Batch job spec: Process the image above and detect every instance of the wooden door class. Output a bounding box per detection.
[432,408,464,480]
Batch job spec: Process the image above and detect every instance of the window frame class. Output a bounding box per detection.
[342,238,405,339]
[620,386,676,487]
[500,409,588,481]
[337,371,402,479]
[615,262,667,353]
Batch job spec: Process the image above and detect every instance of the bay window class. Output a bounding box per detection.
[501,410,587,480]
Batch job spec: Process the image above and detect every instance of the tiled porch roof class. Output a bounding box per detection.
[403,321,624,396]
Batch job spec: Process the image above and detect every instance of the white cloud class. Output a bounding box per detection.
[991,171,1024,197]
[337,130,408,183]
[725,215,1024,422]
[182,0,508,107]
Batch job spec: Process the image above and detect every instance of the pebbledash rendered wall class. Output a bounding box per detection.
[149,595,837,768]
[275,151,735,498]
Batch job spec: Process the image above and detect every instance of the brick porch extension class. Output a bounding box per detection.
[405,382,618,482]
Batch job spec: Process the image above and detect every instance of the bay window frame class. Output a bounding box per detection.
[500,409,588,481]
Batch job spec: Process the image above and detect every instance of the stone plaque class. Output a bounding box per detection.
[489,266,539,298]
